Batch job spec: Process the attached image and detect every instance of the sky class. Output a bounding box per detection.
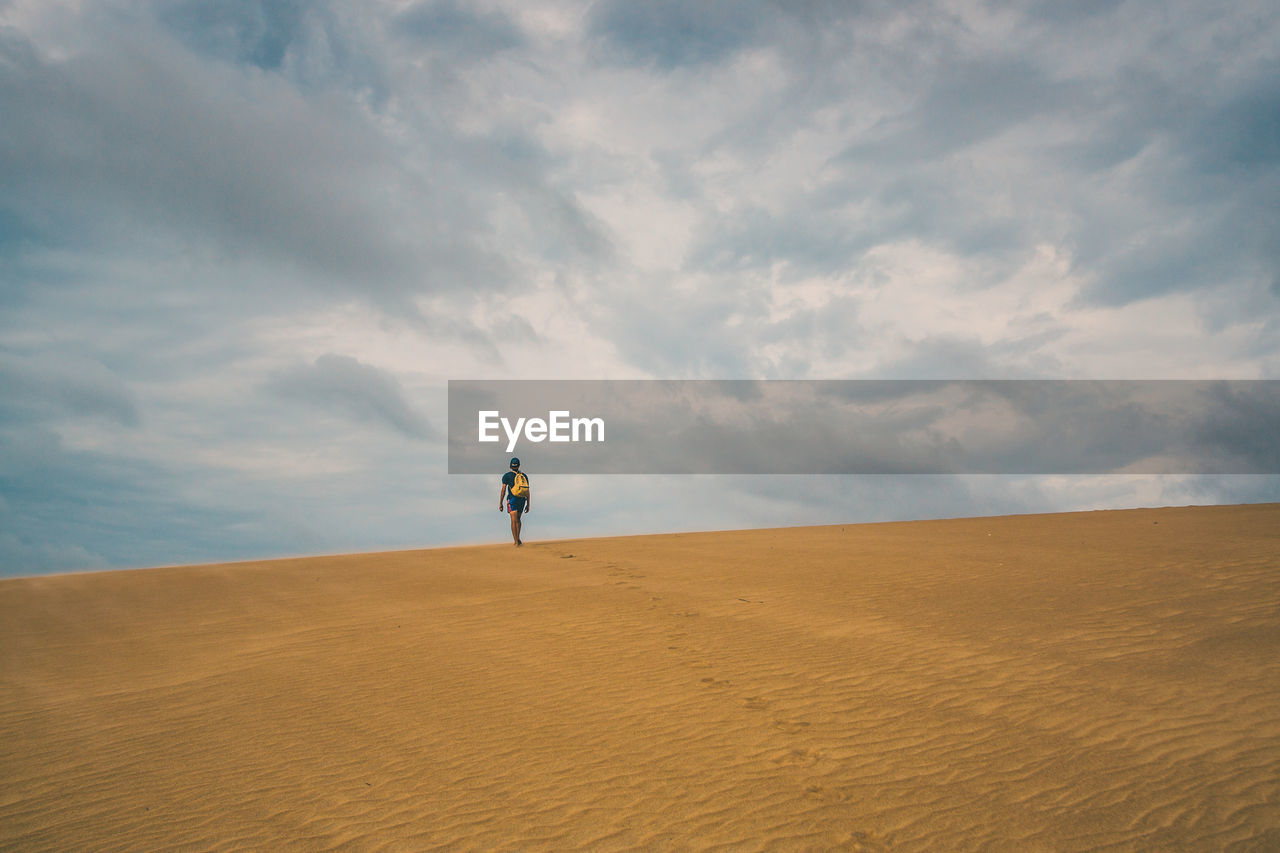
[1,0,1278,576]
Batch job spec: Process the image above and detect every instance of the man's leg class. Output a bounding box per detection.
[509,509,522,545]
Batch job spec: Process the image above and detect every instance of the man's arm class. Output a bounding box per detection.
[498,483,506,511]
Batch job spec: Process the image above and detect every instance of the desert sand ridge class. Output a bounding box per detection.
[3,504,1279,850]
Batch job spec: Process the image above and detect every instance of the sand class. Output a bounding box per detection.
[2,504,1279,851]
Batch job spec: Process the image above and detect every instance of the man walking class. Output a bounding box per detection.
[499,457,530,546]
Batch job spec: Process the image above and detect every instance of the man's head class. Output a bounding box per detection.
[510,457,520,470]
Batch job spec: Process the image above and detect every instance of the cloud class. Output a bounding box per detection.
[2,0,1278,575]
[1190,381,1280,472]
[152,0,392,99]
[267,354,435,440]
[0,425,237,572]
[392,0,525,60]
[0,531,107,574]
[651,0,1280,326]
[586,0,769,69]
[839,57,1075,166]
[155,0,309,70]
[0,354,141,427]
[0,17,515,314]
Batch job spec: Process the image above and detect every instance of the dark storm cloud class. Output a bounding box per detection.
[1065,57,1280,306]
[392,0,525,60]
[0,354,141,427]
[268,354,435,440]
[1021,0,1127,24]
[586,0,770,69]
[153,0,392,101]
[839,58,1075,166]
[1188,72,1280,174]
[0,21,505,307]
[0,426,240,573]
[155,0,308,70]
[1190,381,1280,473]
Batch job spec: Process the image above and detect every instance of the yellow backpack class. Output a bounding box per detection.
[510,470,530,498]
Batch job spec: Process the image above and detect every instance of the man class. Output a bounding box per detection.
[499,457,530,546]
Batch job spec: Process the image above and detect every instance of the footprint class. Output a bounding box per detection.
[772,718,811,734]
[700,677,730,689]
[742,696,769,711]
[843,831,889,852]
[771,747,823,767]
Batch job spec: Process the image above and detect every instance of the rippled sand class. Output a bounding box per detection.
[3,504,1279,850]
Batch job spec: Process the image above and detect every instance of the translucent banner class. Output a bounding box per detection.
[447,380,1280,474]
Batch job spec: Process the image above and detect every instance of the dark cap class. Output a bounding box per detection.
[510,457,520,468]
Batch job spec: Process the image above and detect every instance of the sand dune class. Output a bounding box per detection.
[3,504,1279,851]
